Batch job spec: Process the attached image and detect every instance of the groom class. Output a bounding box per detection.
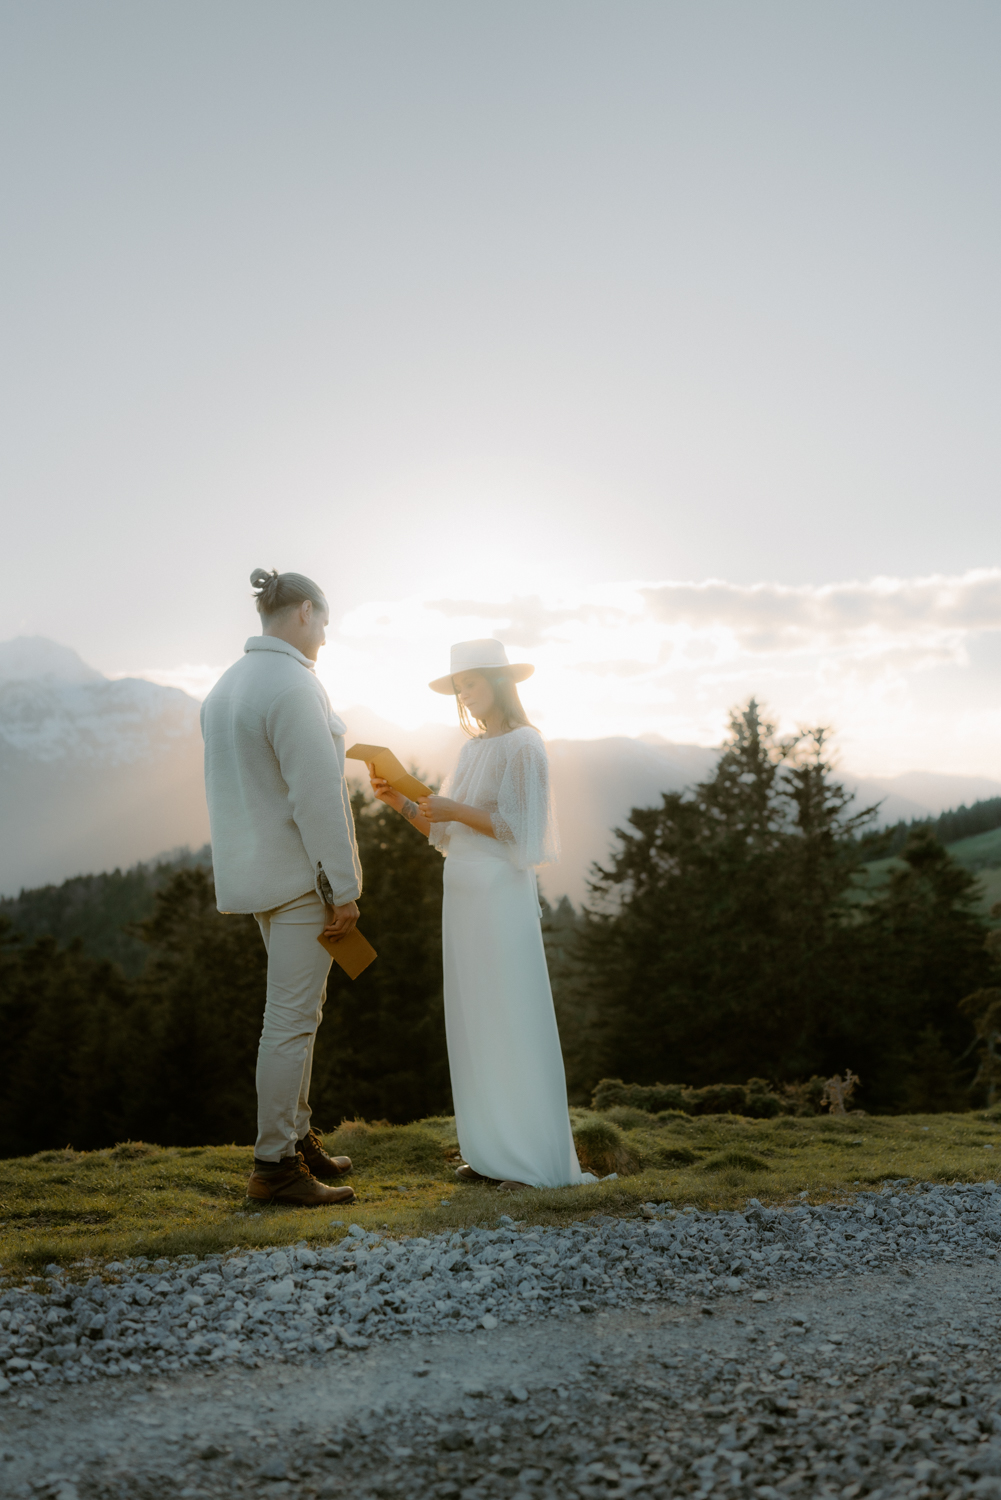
[201,568,361,1206]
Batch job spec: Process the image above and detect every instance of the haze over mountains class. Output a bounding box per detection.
[2,636,1000,904]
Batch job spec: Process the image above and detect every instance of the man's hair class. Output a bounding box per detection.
[250,568,326,620]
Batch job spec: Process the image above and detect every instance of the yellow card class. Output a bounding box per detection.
[317,928,377,980]
[345,743,431,801]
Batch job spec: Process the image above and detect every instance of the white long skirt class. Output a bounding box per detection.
[442,825,586,1188]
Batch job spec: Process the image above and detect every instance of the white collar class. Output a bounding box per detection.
[244,636,316,672]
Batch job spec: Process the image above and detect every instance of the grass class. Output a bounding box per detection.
[2,1108,1000,1281]
[857,830,1001,918]
[947,825,1001,875]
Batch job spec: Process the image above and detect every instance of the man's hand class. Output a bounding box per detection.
[323,900,360,940]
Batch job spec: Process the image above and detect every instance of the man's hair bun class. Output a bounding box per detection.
[250,568,326,620]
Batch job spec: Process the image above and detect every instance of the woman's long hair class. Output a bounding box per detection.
[456,670,533,738]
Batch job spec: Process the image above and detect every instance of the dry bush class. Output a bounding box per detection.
[821,1070,861,1115]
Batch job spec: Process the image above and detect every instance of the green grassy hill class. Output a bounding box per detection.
[3,1107,999,1277]
[856,826,1001,920]
[947,824,1001,873]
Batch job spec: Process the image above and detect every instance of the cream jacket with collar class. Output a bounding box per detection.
[200,636,362,915]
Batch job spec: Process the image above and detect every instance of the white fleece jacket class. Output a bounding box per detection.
[200,636,362,914]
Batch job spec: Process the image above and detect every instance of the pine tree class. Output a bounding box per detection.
[578,702,874,1091]
[850,830,994,1106]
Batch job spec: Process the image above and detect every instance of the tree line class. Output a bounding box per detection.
[0,794,449,1158]
[863,795,1001,861]
[1,702,999,1158]
[562,704,999,1113]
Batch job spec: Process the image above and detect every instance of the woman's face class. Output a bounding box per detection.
[453,670,496,721]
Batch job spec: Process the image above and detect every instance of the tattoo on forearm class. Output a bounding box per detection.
[400,798,422,825]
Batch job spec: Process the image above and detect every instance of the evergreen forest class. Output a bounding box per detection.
[1,703,999,1159]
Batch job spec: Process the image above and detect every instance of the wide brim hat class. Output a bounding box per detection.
[429,638,535,695]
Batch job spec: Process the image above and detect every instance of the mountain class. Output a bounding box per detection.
[3,636,1000,905]
[0,637,210,895]
[340,714,998,904]
[863,770,1001,815]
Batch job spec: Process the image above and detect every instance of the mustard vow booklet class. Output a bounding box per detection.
[345,743,431,801]
[317,928,377,980]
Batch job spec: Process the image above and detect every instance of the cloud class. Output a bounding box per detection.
[640,570,1001,656]
[128,570,1001,779]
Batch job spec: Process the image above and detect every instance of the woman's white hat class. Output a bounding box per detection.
[429,638,535,695]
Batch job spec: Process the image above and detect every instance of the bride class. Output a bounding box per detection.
[369,639,588,1191]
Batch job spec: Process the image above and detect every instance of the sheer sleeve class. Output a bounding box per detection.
[492,732,560,869]
[427,765,455,857]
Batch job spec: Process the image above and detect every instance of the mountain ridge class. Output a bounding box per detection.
[3,635,1000,903]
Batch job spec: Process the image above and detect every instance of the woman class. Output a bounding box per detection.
[369,639,588,1191]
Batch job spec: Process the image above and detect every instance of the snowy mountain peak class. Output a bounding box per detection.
[0,636,104,686]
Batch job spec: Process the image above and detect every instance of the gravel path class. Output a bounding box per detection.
[2,1179,1000,1499]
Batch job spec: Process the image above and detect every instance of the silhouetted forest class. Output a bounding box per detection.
[0,846,213,977]
[1,703,999,1158]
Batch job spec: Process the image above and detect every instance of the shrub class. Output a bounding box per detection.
[572,1116,638,1177]
[778,1076,827,1115]
[592,1079,689,1113]
[591,1076,790,1119]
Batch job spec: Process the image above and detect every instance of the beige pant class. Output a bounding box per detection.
[253,889,333,1162]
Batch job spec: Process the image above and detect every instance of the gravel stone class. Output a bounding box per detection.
[1,1180,1000,1496]
[6,1180,996,1396]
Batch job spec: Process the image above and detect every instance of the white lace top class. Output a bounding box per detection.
[429,725,560,869]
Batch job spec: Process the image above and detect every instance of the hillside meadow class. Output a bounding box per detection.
[2,1107,999,1281]
[856,823,1001,916]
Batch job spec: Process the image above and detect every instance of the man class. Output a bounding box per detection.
[201,567,361,1206]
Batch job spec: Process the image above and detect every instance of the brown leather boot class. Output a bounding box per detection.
[247,1153,355,1207]
[296,1127,352,1180]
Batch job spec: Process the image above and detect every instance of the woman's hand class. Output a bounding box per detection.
[418,794,465,824]
[419,795,496,838]
[369,765,405,812]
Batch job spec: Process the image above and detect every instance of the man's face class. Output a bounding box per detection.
[299,600,329,661]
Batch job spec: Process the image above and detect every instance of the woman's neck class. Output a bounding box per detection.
[480,707,508,738]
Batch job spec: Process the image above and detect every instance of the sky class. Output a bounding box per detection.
[3,2,1000,774]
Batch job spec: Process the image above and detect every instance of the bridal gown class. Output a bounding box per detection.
[430,726,586,1188]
